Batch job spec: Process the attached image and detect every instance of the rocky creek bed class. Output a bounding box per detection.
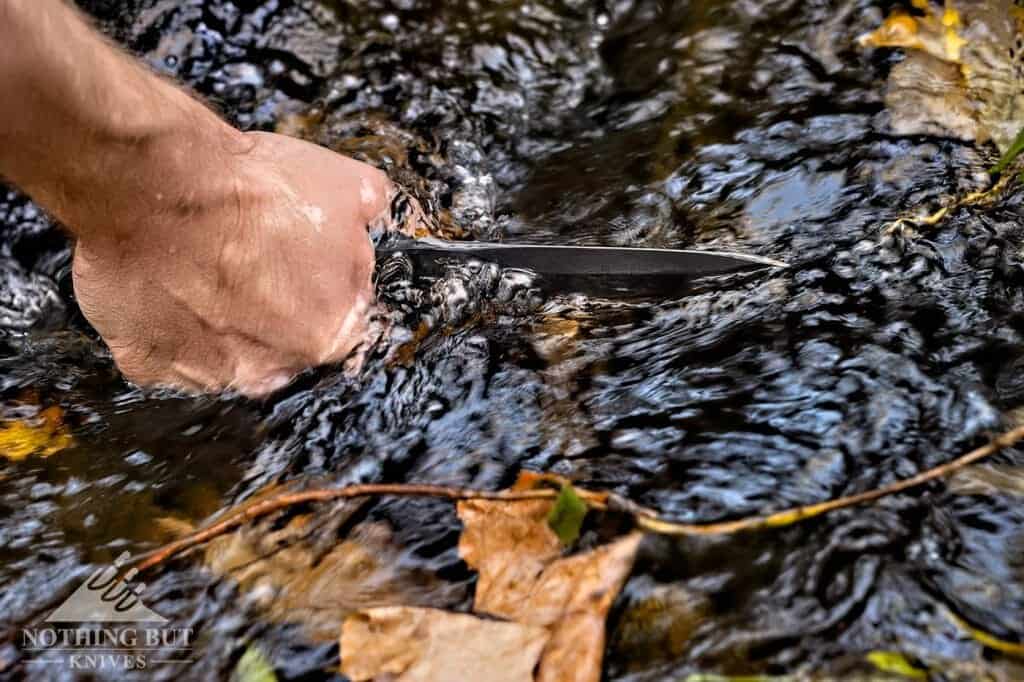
[2,1,1024,680]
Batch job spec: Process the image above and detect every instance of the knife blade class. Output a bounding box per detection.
[375,238,787,296]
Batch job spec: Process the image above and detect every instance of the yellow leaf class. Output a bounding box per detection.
[0,406,73,462]
[865,651,927,679]
[232,646,278,682]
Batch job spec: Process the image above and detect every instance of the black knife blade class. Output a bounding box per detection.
[375,238,787,296]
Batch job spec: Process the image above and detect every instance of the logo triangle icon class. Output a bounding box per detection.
[45,552,167,623]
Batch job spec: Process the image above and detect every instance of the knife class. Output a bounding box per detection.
[375,237,787,296]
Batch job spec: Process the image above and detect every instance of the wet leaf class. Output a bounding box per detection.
[0,406,73,462]
[337,478,642,682]
[232,646,278,682]
[858,3,1021,153]
[457,497,563,613]
[865,651,927,679]
[204,509,451,641]
[458,495,642,682]
[340,606,548,682]
[546,484,587,546]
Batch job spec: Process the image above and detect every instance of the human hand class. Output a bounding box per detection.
[0,1,396,395]
[71,131,392,396]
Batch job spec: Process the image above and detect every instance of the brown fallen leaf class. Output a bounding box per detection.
[203,497,456,641]
[0,406,73,462]
[858,0,1023,153]
[340,606,549,682]
[338,474,640,682]
[457,498,563,615]
[457,496,643,682]
[533,536,643,682]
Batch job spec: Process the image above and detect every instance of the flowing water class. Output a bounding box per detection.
[2,0,1024,680]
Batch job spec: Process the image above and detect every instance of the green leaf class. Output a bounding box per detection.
[546,484,587,546]
[990,126,1024,175]
[233,645,278,682]
[865,651,927,680]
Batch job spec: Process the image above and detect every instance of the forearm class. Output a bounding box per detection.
[0,0,245,237]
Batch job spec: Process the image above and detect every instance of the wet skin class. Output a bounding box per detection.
[0,0,391,395]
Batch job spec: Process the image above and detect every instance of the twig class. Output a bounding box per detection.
[881,173,1013,237]
[136,424,1024,572]
[944,608,1024,659]
[134,485,558,572]
[628,423,1024,535]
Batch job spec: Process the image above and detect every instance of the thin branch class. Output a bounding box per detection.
[136,424,1024,572]
[628,423,1024,535]
[134,485,558,572]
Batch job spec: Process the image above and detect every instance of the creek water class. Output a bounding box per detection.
[2,0,1024,680]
